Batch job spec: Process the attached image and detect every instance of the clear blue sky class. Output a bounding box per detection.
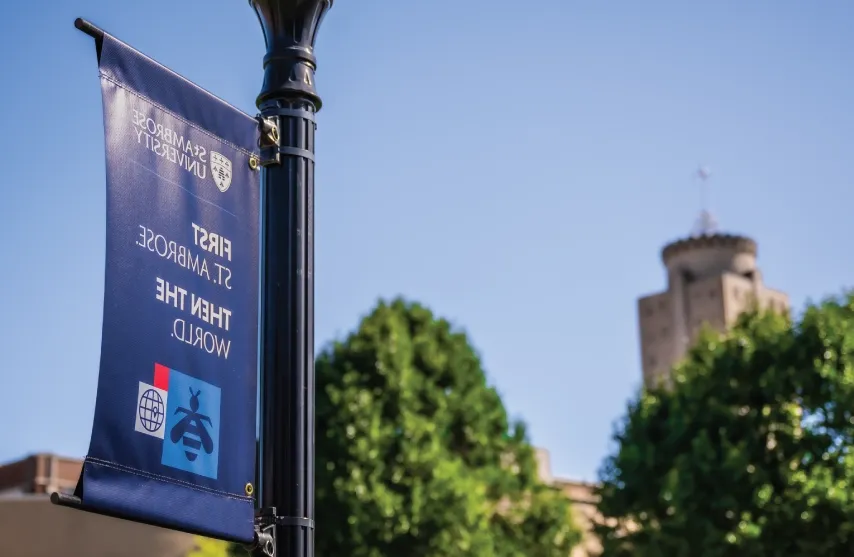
[1,0,852,483]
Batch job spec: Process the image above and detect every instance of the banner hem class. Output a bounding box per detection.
[84,456,253,502]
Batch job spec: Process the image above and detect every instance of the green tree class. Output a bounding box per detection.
[314,298,581,557]
[595,294,854,556]
[187,536,244,557]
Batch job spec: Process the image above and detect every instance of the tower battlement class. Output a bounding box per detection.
[661,233,759,285]
[639,228,787,387]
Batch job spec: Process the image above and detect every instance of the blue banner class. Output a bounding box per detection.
[72,32,260,542]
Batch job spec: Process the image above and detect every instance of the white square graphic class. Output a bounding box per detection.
[135,382,168,439]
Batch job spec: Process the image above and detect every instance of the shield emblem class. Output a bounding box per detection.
[210,151,232,193]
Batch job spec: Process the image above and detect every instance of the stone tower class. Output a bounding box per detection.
[637,233,789,387]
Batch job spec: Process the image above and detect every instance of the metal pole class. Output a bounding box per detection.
[250,2,332,557]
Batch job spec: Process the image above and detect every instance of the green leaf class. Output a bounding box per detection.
[595,292,854,556]
[315,297,582,557]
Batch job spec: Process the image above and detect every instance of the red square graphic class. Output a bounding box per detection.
[153,363,170,391]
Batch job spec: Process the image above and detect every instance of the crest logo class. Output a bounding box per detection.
[210,151,232,193]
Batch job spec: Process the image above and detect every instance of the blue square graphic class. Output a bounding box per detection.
[162,369,221,479]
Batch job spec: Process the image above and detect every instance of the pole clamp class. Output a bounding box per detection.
[256,115,281,167]
[251,507,278,557]
[275,516,315,529]
[251,507,315,556]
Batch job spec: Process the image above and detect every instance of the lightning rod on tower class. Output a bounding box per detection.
[692,165,717,236]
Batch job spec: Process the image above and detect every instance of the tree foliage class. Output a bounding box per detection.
[595,293,854,556]
[187,536,243,557]
[314,298,581,557]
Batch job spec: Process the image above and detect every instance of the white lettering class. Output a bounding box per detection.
[192,222,232,262]
[131,110,208,180]
[173,319,231,360]
[154,277,187,310]
[137,225,221,285]
[190,293,231,331]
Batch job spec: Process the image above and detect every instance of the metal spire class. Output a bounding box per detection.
[691,165,717,236]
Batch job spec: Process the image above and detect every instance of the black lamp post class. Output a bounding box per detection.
[249,1,333,557]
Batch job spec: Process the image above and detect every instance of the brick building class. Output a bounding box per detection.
[0,453,198,557]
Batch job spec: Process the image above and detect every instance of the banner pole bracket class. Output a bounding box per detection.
[251,507,317,556]
[252,507,278,557]
[256,115,280,167]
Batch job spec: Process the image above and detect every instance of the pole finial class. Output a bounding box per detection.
[250,0,334,110]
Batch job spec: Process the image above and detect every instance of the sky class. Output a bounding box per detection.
[0,0,853,483]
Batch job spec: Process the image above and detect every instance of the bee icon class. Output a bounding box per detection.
[170,387,214,461]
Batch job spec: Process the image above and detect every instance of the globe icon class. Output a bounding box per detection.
[139,389,165,432]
